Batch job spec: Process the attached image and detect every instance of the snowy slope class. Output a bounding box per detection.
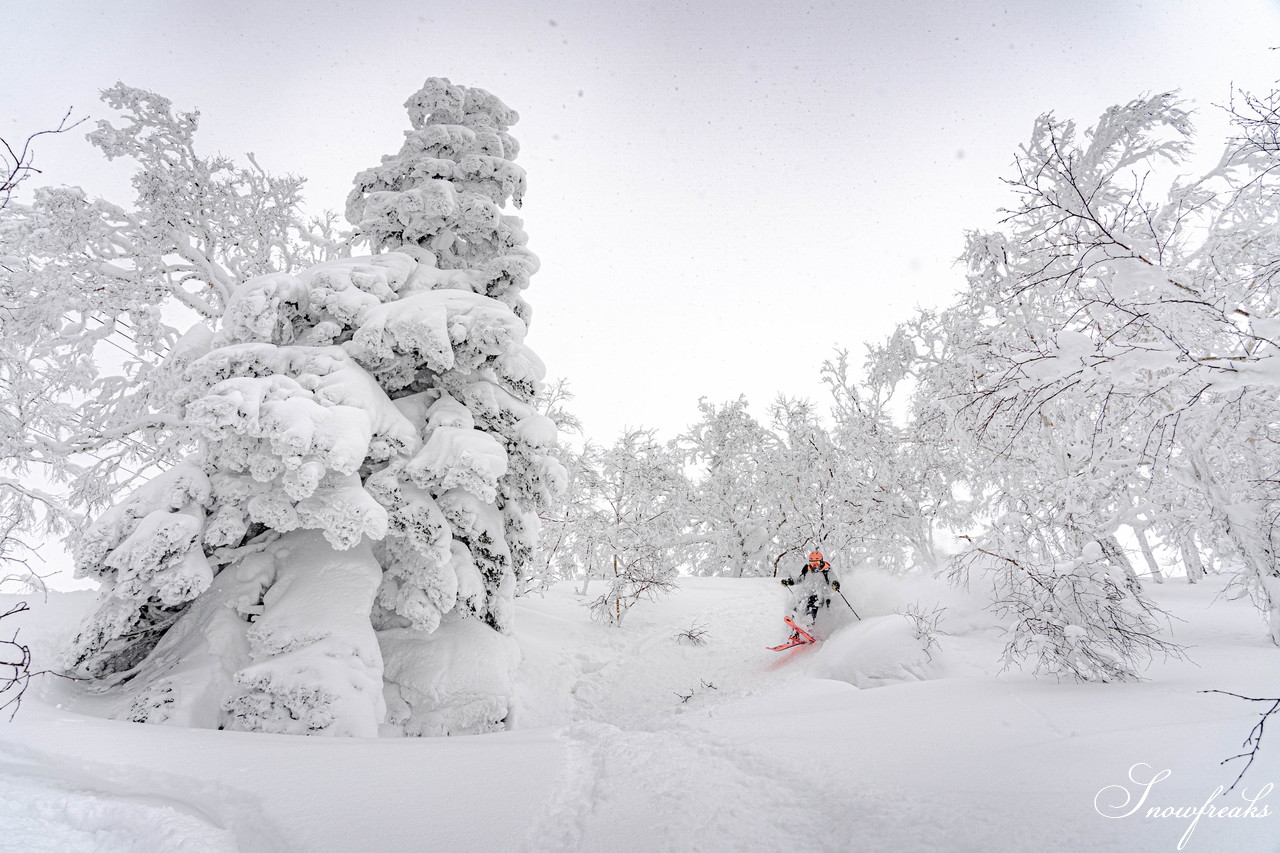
[1,573,1277,852]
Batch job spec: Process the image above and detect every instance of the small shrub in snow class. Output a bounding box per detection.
[675,680,718,704]
[899,602,945,662]
[955,532,1183,682]
[674,621,710,646]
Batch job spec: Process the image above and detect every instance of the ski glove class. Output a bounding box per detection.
[780,578,794,586]
[831,581,840,591]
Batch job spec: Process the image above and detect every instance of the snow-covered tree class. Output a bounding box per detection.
[62,78,563,736]
[678,356,941,579]
[0,84,344,529]
[679,397,787,577]
[534,427,691,622]
[0,112,88,591]
[530,438,603,591]
[819,351,946,571]
[583,430,690,623]
[894,89,1280,673]
[1,110,83,212]
[521,379,586,594]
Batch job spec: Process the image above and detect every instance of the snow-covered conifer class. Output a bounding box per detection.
[63,79,563,736]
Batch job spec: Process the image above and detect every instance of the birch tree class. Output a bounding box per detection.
[895,89,1280,676]
[0,84,344,538]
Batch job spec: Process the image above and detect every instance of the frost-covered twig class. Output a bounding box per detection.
[900,602,946,661]
[0,109,85,211]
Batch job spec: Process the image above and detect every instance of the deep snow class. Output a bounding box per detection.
[1,571,1277,852]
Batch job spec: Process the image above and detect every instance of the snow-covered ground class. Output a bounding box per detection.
[1,571,1276,852]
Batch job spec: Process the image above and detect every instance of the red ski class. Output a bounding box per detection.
[767,617,817,651]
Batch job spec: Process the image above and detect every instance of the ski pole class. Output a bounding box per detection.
[836,587,861,620]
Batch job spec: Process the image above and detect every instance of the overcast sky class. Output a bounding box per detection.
[7,0,1280,441]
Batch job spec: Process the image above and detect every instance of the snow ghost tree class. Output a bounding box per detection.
[62,79,564,737]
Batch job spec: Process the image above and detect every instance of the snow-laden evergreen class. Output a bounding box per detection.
[62,79,564,736]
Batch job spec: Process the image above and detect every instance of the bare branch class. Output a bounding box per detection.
[1202,689,1280,793]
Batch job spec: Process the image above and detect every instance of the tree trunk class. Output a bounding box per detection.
[614,553,621,622]
[1217,505,1280,646]
[1132,525,1165,584]
[1181,533,1206,584]
[1183,445,1277,640]
[1262,573,1280,647]
[1099,535,1141,593]
[909,520,939,573]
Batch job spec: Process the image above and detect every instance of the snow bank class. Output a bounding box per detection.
[0,771,239,853]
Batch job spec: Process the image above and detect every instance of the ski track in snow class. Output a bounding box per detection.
[551,578,798,728]
[520,581,954,853]
[519,580,845,852]
[521,712,999,853]
[524,720,853,853]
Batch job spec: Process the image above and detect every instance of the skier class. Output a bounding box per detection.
[780,550,841,634]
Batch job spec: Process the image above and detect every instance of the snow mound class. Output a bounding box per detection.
[0,772,238,853]
[379,618,520,736]
[807,614,942,688]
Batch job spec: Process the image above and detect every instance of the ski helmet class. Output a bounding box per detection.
[808,550,823,563]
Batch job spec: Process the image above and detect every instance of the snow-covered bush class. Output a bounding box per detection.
[532,423,695,621]
[63,79,563,736]
[957,533,1180,682]
[0,601,36,720]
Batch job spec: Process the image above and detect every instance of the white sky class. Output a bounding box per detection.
[6,0,1280,441]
